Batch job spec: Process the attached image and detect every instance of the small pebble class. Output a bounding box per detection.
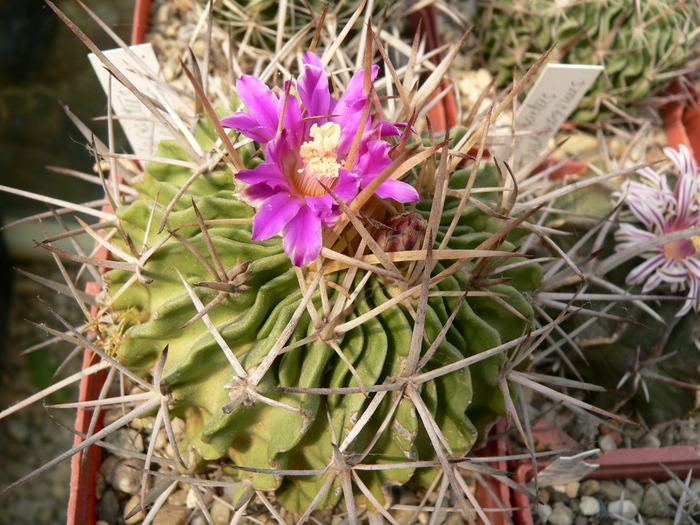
[579,480,600,497]
[579,496,600,516]
[535,503,552,522]
[153,503,191,525]
[608,499,638,519]
[598,481,625,501]
[211,500,232,525]
[105,428,145,455]
[96,490,121,524]
[186,487,213,509]
[690,480,700,496]
[124,495,146,525]
[624,479,644,507]
[599,433,618,451]
[168,488,189,506]
[666,479,685,498]
[641,485,672,518]
[639,433,661,448]
[679,422,697,442]
[564,481,580,498]
[189,515,208,525]
[221,476,238,501]
[109,459,144,494]
[624,479,643,494]
[548,502,573,525]
[644,519,674,525]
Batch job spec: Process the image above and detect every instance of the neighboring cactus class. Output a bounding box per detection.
[473,0,699,122]
[104,110,542,511]
[211,0,389,52]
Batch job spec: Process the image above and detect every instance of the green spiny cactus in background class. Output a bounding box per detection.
[210,0,389,52]
[473,0,699,122]
[103,117,542,511]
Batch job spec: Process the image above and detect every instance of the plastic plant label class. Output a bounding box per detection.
[493,63,603,173]
[536,450,600,487]
[88,43,180,157]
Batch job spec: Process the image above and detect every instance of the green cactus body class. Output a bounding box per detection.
[105,121,542,511]
[474,0,698,122]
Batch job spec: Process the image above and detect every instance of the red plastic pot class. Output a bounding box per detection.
[407,5,458,133]
[512,444,700,525]
[67,2,153,524]
[473,420,515,525]
[661,78,700,162]
[131,0,152,47]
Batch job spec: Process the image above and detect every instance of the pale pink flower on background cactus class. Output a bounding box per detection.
[616,145,700,316]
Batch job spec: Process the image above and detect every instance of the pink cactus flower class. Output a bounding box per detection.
[222,53,418,266]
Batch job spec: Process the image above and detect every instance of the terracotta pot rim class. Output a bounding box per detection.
[67,2,154,524]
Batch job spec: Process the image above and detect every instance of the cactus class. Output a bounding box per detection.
[473,0,699,122]
[102,108,542,511]
[5,1,673,521]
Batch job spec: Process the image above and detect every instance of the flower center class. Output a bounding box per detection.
[293,122,343,197]
[663,237,698,261]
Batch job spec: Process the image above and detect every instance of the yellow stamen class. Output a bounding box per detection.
[293,122,343,197]
[693,235,700,252]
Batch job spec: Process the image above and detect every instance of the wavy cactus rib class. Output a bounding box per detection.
[474,0,699,122]
[105,119,543,513]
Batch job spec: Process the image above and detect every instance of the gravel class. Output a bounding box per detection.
[0,260,84,525]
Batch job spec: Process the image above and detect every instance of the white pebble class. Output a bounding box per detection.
[109,459,144,494]
[534,503,552,522]
[599,433,618,451]
[608,499,637,519]
[579,496,600,516]
[547,502,573,525]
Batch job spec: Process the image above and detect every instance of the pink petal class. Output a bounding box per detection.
[243,184,277,202]
[615,223,654,244]
[332,169,360,203]
[356,139,392,177]
[685,257,700,278]
[298,53,332,117]
[665,145,697,179]
[375,178,420,202]
[375,119,401,137]
[280,91,303,148]
[641,270,663,293]
[657,263,690,282]
[236,162,289,190]
[251,192,303,241]
[304,171,358,225]
[236,75,280,136]
[335,108,368,159]
[676,276,698,317]
[283,205,322,266]
[220,112,275,143]
[338,65,379,110]
[626,254,665,284]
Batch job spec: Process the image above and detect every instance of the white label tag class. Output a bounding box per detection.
[88,44,177,157]
[492,64,603,173]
